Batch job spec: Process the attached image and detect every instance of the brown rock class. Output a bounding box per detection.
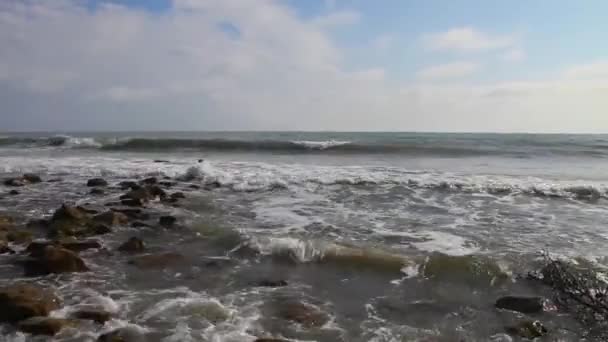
[277,301,329,328]
[118,181,140,190]
[61,239,102,253]
[121,188,152,202]
[87,178,108,187]
[97,329,127,342]
[24,246,89,276]
[7,230,33,244]
[118,237,145,253]
[73,309,111,324]
[90,224,112,235]
[147,185,167,199]
[0,284,61,323]
[23,174,42,183]
[129,252,184,269]
[18,317,75,335]
[93,211,129,226]
[48,204,91,237]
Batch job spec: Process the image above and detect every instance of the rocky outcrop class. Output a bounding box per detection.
[505,320,547,339]
[24,246,89,276]
[87,178,108,187]
[129,252,184,269]
[73,309,111,324]
[495,296,544,314]
[18,317,75,336]
[118,237,145,253]
[9,190,20,195]
[0,284,60,323]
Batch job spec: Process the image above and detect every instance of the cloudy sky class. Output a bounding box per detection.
[1,0,607,132]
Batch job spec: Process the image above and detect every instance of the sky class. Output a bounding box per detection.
[0,0,607,132]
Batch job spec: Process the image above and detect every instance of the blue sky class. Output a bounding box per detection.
[0,0,607,132]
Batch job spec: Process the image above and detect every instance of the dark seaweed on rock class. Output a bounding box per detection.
[529,253,608,338]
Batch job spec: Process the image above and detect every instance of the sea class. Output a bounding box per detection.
[1,131,608,341]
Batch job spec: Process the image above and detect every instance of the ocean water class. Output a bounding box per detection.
[1,131,608,341]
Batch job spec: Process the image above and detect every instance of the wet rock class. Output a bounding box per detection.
[24,246,89,276]
[111,207,149,220]
[505,320,547,339]
[0,241,15,254]
[4,178,25,187]
[255,339,290,342]
[130,221,149,228]
[0,284,61,323]
[129,252,184,269]
[147,185,167,199]
[87,178,108,187]
[495,296,544,314]
[47,178,62,183]
[118,237,145,253]
[421,253,508,286]
[22,174,42,183]
[204,180,222,190]
[140,177,157,185]
[154,160,169,163]
[0,215,14,229]
[121,199,144,207]
[159,181,175,188]
[77,206,99,215]
[170,192,185,200]
[48,204,91,237]
[7,230,33,244]
[159,215,177,228]
[90,188,105,195]
[118,181,140,190]
[18,317,75,335]
[121,188,152,202]
[73,309,111,324]
[93,211,129,226]
[90,224,112,235]
[9,190,20,195]
[97,327,144,342]
[256,280,288,288]
[60,239,102,253]
[277,301,329,328]
[188,184,200,189]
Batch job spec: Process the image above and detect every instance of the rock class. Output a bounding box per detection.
[204,181,222,190]
[256,280,288,288]
[255,339,290,342]
[22,174,42,183]
[47,178,62,183]
[129,252,184,269]
[93,211,129,226]
[118,181,140,190]
[24,246,89,276]
[111,207,148,220]
[90,224,112,235]
[121,188,152,202]
[121,199,144,207]
[73,309,111,324]
[0,284,61,323]
[140,177,157,185]
[131,221,149,228]
[159,181,175,188]
[0,241,15,254]
[188,184,200,189]
[147,185,167,199]
[18,317,75,335]
[60,240,102,253]
[495,296,544,314]
[90,188,105,195]
[154,160,169,163]
[0,215,14,229]
[159,215,177,228]
[87,178,108,187]
[97,327,144,342]
[4,178,25,187]
[9,190,20,195]
[118,237,145,253]
[48,204,91,237]
[505,320,547,339]
[277,301,329,328]
[170,192,185,200]
[7,230,33,244]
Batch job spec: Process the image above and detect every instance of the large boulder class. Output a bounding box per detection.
[0,284,61,323]
[87,178,108,187]
[73,309,112,324]
[24,246,89,276]
[18,317,75,336]
[495,296,544,314]
[93,211,129,226]
[129,252,184,269]
[118,237,145,253]
[48,204,91,237]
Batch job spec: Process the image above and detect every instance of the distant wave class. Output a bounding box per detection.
[2,134,608,157]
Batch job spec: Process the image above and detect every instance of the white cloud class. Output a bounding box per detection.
[424,27,516,52]
[371,34,394,51]
[563,61,608,79]
[416,62,480,80]
[502,48,526,62]
[0,1,607,132]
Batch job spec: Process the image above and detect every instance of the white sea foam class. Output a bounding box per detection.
[291,140,351,150]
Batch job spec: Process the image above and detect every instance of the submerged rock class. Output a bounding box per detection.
[170,192,185,199]
[22,174,42,184]
[0,284,61,323]
[4,174,42,186]
[90,188,105,195]
[140,177,157,185]
[495,296,544,314]
[18,317,75,336]
[118,181,140,190]
[24,246,89,276]
[129,252,184,269]
[505,320,547,339]
[277,301,329,328]
[421,252,508,286]
[73,309,112,324]
[4,178,26,187]
[118,237,145,253]
[93,211,129,226]
[131,221,149,228]
[97,327,145,342]
[87,178,108,187]
[9,190,20,195]
[159,215,177,228]
[255,280,288,288]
